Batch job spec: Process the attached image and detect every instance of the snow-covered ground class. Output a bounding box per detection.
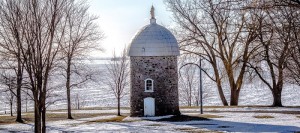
[1,107,300,132]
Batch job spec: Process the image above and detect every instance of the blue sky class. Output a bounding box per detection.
[87,0,174,57]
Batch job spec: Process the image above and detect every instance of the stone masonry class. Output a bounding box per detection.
[130,56,180,116]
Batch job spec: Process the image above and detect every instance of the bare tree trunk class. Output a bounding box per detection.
[213,63,228,106]
[77,101,80,110]
[196,93,199,106]
[272,65,284,107]
[228,77,242,106]
[8,82,14,117]
[230,89,240,106]
[117,96,121,116]
[76,94,80,110]
[66,58,73,119]
[42,104,46,133]
[216,80,228,106]
[25,99,27,112]
[16,86,21,119]
[10,98,13,117]
[188,84,192,106]
[273,93,282,107]
[16,59,23,123]
[272,88,283,107]
[211,53,228,106]
[271,78,283,106]
[34,101,41,133]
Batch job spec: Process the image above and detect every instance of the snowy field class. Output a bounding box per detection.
[0,59,300,114]
[0,107,300,132]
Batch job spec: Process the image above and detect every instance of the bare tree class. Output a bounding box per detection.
[287,37,300,86]
[0,0,74,132]
[178,56,199,106]
[0,0,25,123]
[166,0,259,106]
[73,93,87,110]
[248,1,300,106]
[0,0,100,131]
[285,4,300,86]
[179,65,198,106]
[104,48,129,116]
[21,1,65,132]
[0,75,16,117]
[59,0,103,119]
[290,0,300,4]
[274,0,300,6]
[24,89,29,112]
[3,91,15,117]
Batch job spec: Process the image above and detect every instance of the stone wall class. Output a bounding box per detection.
[130,56,180,116]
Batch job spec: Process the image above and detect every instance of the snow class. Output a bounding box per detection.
[1,107,300,132]
[0,59,300,132]
[194,113,300,132]
[1,59,300,114]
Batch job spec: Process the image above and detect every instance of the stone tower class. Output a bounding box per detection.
[128,6,180,116]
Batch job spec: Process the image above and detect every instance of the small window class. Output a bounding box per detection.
[145,78,154,92]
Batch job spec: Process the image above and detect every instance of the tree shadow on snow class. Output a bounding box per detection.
[156,115,300,132]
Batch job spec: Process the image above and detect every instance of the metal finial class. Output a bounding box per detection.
[150,5,155,19]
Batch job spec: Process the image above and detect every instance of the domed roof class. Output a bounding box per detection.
[128,6,179,57]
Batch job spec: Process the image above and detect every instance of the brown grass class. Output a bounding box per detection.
[146,124,164,126]
[87,115,126,123]
[46,113,112,121]
[253,115,274,119]
[176,127,221,133]
[197,114,224,118]
[176,127,197,132]
[0,115,18,124]
[0,112,121,124]
[78,107,130,110]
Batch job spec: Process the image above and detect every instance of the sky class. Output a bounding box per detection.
[87,0,174,58]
